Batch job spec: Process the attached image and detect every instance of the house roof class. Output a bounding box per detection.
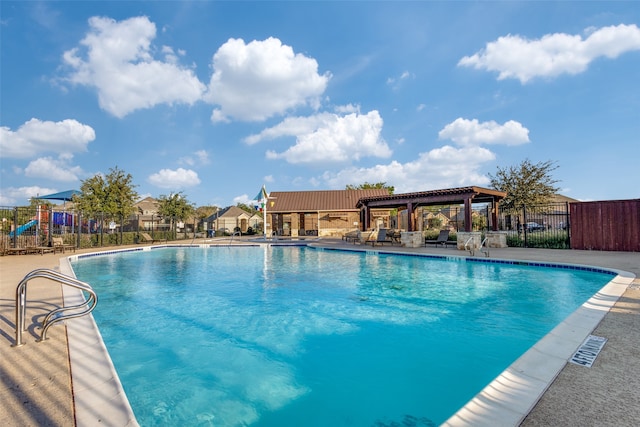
[205,205,251,221]
[268,189,390,212]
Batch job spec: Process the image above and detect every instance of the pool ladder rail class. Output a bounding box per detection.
[465,236,490,257]
[13,268,98,347]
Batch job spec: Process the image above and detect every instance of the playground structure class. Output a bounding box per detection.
[9,219,39,237]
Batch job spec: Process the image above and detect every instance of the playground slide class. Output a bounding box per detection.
[9,219,38,238]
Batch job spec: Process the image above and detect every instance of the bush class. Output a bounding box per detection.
[507,231,569,249]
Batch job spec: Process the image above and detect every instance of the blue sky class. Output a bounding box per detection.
[1,1,639,208]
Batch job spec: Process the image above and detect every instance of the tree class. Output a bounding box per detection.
[236,203,257,215]
[345,182,395,194]
[195,206,219,220]
[193,206,218,233]
[29,198,53,209]
[157,192,195,235]
[74,166,139,219]
[488,159,560,212]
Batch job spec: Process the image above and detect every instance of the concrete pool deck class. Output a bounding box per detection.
[0,240,638,426]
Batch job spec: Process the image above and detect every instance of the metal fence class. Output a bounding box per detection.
[0,206,199,252]
[419,202,571,248]
[497,202,571,249]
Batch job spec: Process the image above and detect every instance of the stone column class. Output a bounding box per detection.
[456,231,482,250]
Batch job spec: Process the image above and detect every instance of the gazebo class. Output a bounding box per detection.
[356,186,507,232]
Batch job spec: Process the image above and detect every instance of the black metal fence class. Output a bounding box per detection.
[420,202,571,249]
[497,202,571,249]
[0,206,200,252]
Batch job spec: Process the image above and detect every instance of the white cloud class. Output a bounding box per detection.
[206,37,331,122]
[232,194,251,205]
[24,156,84,182]
[334,104,360,114]
[148,168,201,189]
[0,118,95,159]
[438,118,530,146]
[0,186,59,205]
[255,111,392,164]
[244,113,334,145]
[62,16,205,117]
[322,145,495,192]
[178,150,210,166]
[386,70,413,89]
[458,24,640,83]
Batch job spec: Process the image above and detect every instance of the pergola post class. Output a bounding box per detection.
[464,197,472,232]
[406,202,414,231]
[362,206,370,230]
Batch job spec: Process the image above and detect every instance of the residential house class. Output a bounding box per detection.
[204,206,254,235]
[128,197,169,232]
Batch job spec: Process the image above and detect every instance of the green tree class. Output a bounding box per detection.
[236,203,257,215]
[345,182,395,194]
[157,192,195,221]
[490,159,560,232]
[489,159,560,212]
[74,166,139,219]
[29,198,53,209]
[194,205,219,232]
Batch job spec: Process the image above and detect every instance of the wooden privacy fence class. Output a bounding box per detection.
[570,199,640,252]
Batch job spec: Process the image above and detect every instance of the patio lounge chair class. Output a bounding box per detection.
[353,230,375,245]
[369,229,394,246]
[52,237,76,253]
[342,230,359,243]
[425,230,456,248]
[140,232,167,244]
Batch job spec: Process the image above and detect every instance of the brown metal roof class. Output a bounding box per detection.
[356,186,507,208]
[268,189,390,212]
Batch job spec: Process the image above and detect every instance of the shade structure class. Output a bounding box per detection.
[38,190,81,202]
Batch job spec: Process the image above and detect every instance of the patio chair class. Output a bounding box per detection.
[342,230,359,243]
[354,230,374,245]
[425,230,456,248]
[139,232,167,244]
[52,237,76,253]
[369,229,394,247]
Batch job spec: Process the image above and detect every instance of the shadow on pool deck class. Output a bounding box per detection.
[0,239,638,426]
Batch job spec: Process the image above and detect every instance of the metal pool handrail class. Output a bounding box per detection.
[13,268,98,347]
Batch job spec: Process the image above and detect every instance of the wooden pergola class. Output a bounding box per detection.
[356,186,507,232]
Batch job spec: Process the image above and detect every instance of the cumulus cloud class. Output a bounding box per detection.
[458,24,640,83]
[322,145,495,192]
[0,186,59,205]
[148,168,201,189]
[62,16,205,117]
[0,118,95,158]
[206,37,331,122]
[438,118,530,146]
[251,111,391,164]
[24,156,84,181]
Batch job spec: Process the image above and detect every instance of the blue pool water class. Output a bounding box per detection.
[71,246,614,426]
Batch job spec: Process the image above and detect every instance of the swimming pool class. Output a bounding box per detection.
[70,246,614,426]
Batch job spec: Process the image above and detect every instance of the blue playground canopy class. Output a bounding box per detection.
[38,190,81,201]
